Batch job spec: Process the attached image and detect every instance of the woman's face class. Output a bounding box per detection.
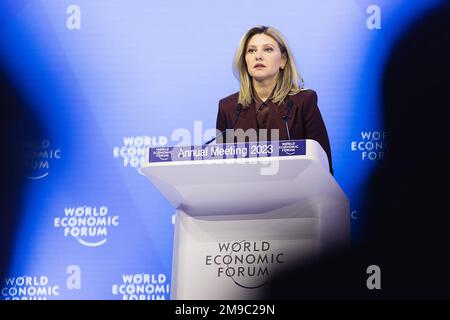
[245,33,286,83]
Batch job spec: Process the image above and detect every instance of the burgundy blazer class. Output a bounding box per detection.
[216,89,333,175]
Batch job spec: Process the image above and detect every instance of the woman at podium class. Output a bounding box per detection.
[216,25,333,174]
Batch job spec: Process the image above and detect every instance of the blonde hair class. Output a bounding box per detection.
[233,26,304,107]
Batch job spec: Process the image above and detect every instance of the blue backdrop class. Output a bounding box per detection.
[0,0,443,299]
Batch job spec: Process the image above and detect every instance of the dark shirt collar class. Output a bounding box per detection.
[254,94,269,111]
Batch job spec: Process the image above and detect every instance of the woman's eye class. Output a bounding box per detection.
[247,48,255,53]
[265,47,273,52]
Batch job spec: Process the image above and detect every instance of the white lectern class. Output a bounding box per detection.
[141,139,349,300]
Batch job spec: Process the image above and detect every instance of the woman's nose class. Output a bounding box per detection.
[255,50,263,60]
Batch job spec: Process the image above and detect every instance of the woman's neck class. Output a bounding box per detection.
[252,77,277,101]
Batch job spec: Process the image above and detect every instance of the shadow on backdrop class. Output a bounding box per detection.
[0,61,45,282]
[265,3,450,299]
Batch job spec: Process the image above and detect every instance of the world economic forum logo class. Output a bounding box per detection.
[112,273,170,300]
[351,131,387,165]
[23,139,61,180]
[205,240,284,289]
[113,136,168,175]
[1,265,81,300]
[152,147,171,161]
[1,275,59,300]
[53,205,119,247]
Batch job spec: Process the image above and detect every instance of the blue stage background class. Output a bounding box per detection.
[0,0,442,299]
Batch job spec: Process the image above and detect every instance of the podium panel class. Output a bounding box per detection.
[142,140,349,299]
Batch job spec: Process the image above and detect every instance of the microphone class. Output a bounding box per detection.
[283,98,294,140]
[205,103,244,145]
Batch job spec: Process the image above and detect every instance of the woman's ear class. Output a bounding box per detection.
[281,53,287,70]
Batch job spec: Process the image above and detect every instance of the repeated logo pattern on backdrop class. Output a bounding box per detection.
[0,0,439,299]
[113,136,168,175]
[24,139,61,180]
[54,206,119,247]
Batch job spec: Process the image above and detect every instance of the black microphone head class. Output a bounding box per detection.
[282,98,294,120]
[236,103,244,112]
[287,98,294,111]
